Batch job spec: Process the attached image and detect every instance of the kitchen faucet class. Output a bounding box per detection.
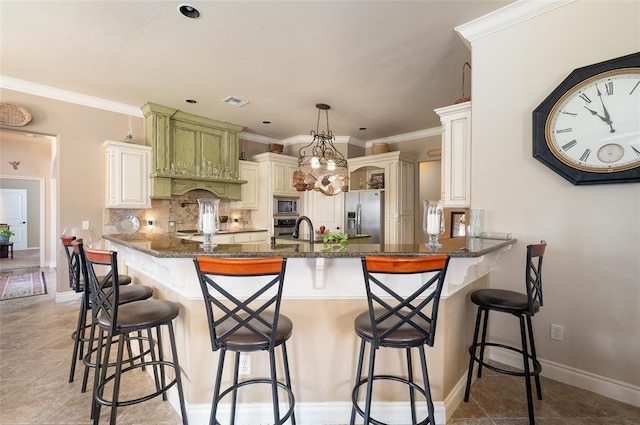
[292,216,314,245]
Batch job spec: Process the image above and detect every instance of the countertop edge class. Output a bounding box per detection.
[102,234,517,259]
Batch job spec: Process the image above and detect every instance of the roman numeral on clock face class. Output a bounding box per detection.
[604,81,613,95]
[562,140,577,151]
[556,128,572,133]
[579,93,592,103]
[579,149,591,162]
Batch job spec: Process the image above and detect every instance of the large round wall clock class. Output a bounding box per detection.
[533,52,640,185]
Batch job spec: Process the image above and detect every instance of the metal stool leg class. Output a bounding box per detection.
[281,342,296,425]
[526,315,542,400]
[363,343,376,424]
[350,339,366,425]
[419,346,435,425]
[464,307,483,402]
[167,322,189,425]
[520,316,535,425]
[406,348,417,424]
[477,308,489,378]
[210,349,226,425]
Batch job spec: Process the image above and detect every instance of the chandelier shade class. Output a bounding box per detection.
[296,104,349,196]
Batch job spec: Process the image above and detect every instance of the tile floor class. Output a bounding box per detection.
[1,267,639,424]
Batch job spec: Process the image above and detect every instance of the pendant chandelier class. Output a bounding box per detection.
[295,103,349,196]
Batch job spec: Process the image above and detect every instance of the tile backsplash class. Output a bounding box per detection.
[104,189,253,234]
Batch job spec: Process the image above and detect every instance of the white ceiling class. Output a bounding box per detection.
[0,0,513,142]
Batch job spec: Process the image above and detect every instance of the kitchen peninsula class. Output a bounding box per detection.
[103,233,515,424]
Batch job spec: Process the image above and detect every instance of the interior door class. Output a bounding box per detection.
[0,188,28,250]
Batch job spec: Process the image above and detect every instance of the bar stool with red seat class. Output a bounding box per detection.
[463,241,547,425]
[350,255,450,425]
[193,256,296,425]
[83,245,188,425]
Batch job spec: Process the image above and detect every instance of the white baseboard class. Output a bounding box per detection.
[167,388,447,425]
[490,349,640,408]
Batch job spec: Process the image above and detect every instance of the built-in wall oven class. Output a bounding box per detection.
[273,217,298,237]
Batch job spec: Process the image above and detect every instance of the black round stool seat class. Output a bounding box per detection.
[98,274,132,287]
[471,289,540,315]
[354,309,432,347]
[118,285,154,304]
[218,313,293,351]
[100,299,179,332]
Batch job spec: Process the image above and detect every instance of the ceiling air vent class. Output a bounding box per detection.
[222,96,249,107]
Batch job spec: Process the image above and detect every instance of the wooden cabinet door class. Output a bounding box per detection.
[104,141,151,208]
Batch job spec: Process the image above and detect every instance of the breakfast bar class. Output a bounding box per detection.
[103,233,515,424]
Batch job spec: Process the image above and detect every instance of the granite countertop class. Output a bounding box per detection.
[175,228,268,235]
[103,233,516,259]
[275,234,371,243]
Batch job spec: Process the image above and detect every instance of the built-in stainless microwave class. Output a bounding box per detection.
[273,196,299,216]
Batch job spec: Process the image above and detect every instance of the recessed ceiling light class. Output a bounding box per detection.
[178,4,201,19]
[262,121,271,125]
[222,96,249,107]
[185,98,197,104]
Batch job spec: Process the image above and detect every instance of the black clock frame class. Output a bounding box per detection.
[532,51,640,185]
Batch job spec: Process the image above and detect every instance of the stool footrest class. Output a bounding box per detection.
[352,375,433,425]
[214,378,296,425]
[469,342,542,377]
[95,359,179,407]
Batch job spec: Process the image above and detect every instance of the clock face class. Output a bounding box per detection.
[533,52,640,185]
[545,69,640,173]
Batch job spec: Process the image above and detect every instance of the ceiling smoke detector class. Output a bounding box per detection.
[222,96,249,107]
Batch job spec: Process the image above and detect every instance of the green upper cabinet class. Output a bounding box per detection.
[142,103,245,200]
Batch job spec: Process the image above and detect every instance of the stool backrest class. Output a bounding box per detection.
[81,245,121,330]
[61,235,83,292]
[194,257,287,352]
[525,241,547,315]
[361,255,450,348]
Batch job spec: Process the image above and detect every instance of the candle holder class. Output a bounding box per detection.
[423,200,445,250]
[198,198,220,248]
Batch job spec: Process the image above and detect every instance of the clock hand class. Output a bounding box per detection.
[596,85,615,133]
[583,106,610,123]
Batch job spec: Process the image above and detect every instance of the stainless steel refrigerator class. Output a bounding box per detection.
[345,190,384,244]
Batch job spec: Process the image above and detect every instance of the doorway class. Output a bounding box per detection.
[0,128,56,271]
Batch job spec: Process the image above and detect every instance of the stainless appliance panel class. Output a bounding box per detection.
[273,217,298,237]
[345,190,384,244]
[273,197,299,216]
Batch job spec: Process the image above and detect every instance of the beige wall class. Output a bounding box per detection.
[470,0,639,387]
[0,88,144,291]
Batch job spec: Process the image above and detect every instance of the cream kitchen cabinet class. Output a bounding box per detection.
[435,101,471,208]
[348,151,415,245]
[303,190,345,232]
[103,140,151,209]
[252,152,302,233]
[235,160,259,209]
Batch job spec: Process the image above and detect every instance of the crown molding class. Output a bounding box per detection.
[366,127,442,147]
[455,0,576,48]
[0,76,143,117]
[239,131,281,144]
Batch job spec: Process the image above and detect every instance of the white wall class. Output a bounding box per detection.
[469,0,639,391]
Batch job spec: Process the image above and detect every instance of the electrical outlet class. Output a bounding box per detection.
[239,355,251,376]
[82,220,90,230]
[550,324,564,341]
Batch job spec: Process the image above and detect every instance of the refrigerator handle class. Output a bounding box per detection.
[356,203,362,234]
